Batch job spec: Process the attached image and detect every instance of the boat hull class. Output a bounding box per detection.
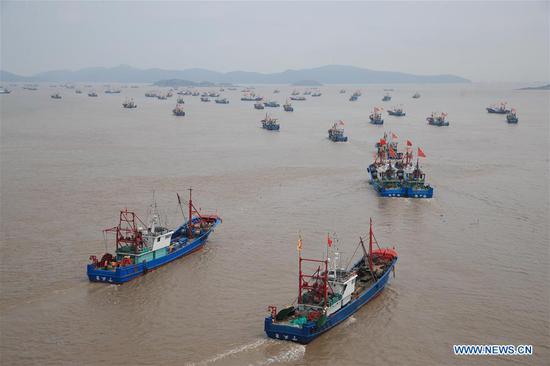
[265,258,397,344]
[87,218,221,284]
[406,186,434,198]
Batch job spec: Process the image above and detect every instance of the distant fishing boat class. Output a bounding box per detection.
[0,87,11,94]
[506,108,518,123]
[241,93,258,101]
[387,105,406,117]
[427,112,449,126]
[261,114,280,131]
[265,220,397,344]
[273,89,280,94]
[382,93,391,102]
[87,190,221,284]
[200,95,210,102]
[173,104,186,116]
[75,89,82,94]
[254,102,265,110]
[412,92,420,99]
[166,90,174,98]
[105,89,121,94]
[177,97,185,104]
[291,90,300,96]
[349,95,358,101]
[208,91,220,98]
[311,92,322,97]
[339,89,346,94]
[51,93,62,99]
[369,107,384,125]
[122,98,137,108]
[290,96,306,101]
[88,91,98,97]
[157,94,168,100]
[328,121,348,142]
[192,91,200,96]
[283,100,294,112]
[145,91,157,98]
[215,98,229,104]
[486,102,510,114]
[264,101,280,107]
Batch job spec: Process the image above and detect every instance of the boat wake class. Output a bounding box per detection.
[252,343,306,366]
[186,338,305,366]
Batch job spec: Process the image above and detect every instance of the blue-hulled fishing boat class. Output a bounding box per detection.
[264,101,280,107]
[87,190,221,284]
[261,114,280,130]
[328,121,348,142]
[387,106,405,117]
[486,102,510,114]
[215,98,229,104]
[265,220,397,344]
[382,93,391,102]
[254,102,265,110]
[506,109,518,123]
[173,104,185,116]
[369,107,384,125]
[283,100,294,112]
[427,112,449,126]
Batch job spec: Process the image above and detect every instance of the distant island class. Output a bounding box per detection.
[292,80,323,86]
[0,64,471,84]
[518,84,550,90]
[154,79,218,87]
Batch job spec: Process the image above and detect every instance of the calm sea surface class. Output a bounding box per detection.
[1,83,548,365]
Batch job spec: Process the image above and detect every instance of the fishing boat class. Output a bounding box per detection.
[273,89,280,94]
[88,91,98,97]
[157,94,168,100]
[215,98,229,104]
[209,91,220,98]
[427,112,449,126]
[105,89,121,94]
[254,102,265,109]
[283,100,294,112]
[261,114,280,131]
[412,92,420,99]
[122,98,137,108]
[265,220,397,344]
[328,121,348,142]
[290,95,306,101]
[177,97,185,104]
[303,90,312,96]
[387,106,406,117]
[506,108,519,123]
[339,89,346,94]
[75,89,82,94]
[87,190,221,284]
[349,95,358,101]
[0,87,11,94]
[192,91,200,96]
[51,93,62,99]
[241,94,257,101]
[173,104,186,116]
[200,96,210,102]
[122,97,137,108]
[486,102,510,114]
[367,138,433,198]
[311,92,322,97]
[145,91,157,98]
[167,90,174,98]
[291,90,300,96]
[369,107,384,125]
[264,101,280,107]
[382,93,391,102]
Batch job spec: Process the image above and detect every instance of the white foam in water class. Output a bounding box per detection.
[252,344,306,366]
[186,338,268,366]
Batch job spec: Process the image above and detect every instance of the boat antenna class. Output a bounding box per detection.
[176,192,188,222]
[188,188,193,238]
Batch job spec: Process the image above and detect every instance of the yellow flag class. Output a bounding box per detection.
[297,235,303,252]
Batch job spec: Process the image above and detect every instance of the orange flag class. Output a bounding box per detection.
[389,146,397,158]
[418,147,426,158]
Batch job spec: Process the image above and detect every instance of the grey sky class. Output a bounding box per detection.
[1,1,548,82]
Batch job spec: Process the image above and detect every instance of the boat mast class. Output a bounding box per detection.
[368,218,374,274]
[188,188,193,238]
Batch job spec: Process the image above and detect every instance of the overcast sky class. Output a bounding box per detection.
[1,1,548,82]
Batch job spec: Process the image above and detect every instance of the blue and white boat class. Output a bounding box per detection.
[486,102,510,114]
[328,121,348,142]
[265,220,397,344]
[261,114,280,131]
[506,108,518,123]
[427,112,449,126]
[369,107,384,125]
[87,190,221,284]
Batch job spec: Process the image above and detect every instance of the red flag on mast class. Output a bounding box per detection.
[406,140,412,146]
[418,147,426,158]
[379,138,387,146]
[327,233,333,247]
[388,145,397,158]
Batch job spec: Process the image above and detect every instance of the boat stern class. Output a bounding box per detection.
[264,317,315,344]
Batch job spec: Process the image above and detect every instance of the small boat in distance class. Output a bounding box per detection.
[157,94,168,100]
[328,121,348,142]
[387,106,406,117]
[290,95,306,101]
[215,98,229,104]
[412,92,421,99]
[88,91,98,97]
[145,91,157,98]
[506,109,518,123]
[261,114,280,131]
[0,87,11,94]
[105,89,121,94]
[339,89,346,94]
[87,190,221,284]
[311,92,322,97]
[427,112,449,126]
[265,220,397,344]
[51,93,62,99]
[75,89,82,94]
[283,100,294,112]
[122,98,137,108]
[369,107,384,125]
[200,96,210,102]
[382,93,392,102]
[173,104,185,116]
[273,89,280,94]
[177,97,185,104]
[486,102,510,114]
[254,102,265,110]
[291,90,300,96]
[264,101,280,107]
